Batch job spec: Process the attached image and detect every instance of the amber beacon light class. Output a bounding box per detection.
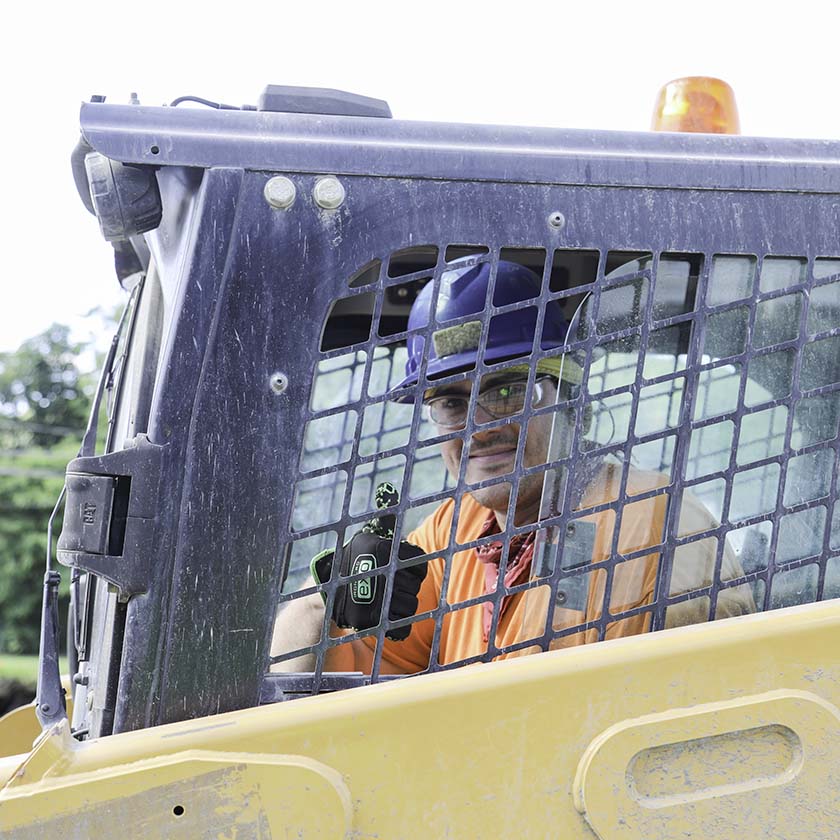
[651,76,741,134]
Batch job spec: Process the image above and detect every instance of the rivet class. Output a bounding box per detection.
[313,176,346,210]
[548,211,566,230]
[556,590,567,605]
[264,176,296,210]
[269,372,289,395]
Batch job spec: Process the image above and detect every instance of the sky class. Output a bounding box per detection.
[1,1,837,361]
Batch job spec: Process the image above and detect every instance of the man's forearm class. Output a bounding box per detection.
[270,578,325,672]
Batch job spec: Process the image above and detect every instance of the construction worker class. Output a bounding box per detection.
[272,260,754,673]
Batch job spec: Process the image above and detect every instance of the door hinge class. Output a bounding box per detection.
[57,434,163,599]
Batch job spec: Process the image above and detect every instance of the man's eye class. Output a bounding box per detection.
[440,397,467,411]
[494,383,524,400]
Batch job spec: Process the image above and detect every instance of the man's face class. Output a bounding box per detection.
[425,373,562,525]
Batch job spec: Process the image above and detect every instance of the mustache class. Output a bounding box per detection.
[468,432,520,454]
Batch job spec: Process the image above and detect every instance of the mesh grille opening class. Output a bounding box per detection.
[268,245,840,701]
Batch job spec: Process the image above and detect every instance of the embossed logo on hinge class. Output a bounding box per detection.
[83,502,97,524]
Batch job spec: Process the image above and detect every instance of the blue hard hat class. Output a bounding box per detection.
[392,259,571,398]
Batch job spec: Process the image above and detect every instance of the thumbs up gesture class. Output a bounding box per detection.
[311,482,427,641]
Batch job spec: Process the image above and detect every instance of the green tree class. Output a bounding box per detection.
[0,443,71,654]
[0,324,92,448]
[0,324,95,654]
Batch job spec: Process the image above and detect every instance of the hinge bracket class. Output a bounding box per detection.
[57,434,163,598]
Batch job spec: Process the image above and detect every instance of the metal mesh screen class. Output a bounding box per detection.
[265,247,840,701]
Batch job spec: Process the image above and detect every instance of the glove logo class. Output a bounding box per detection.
[350,554,377,605]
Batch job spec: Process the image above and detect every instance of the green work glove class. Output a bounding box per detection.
[311,483,427,641]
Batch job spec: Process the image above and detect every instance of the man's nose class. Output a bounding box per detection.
[473,403,496,425]
[469,421,520,445]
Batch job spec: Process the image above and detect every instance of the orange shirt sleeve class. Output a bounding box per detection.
[353,500,456,673]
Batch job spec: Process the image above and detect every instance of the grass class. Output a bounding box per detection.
[0,655,68,688]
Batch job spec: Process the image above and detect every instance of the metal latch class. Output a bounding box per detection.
[532,519,597,613]
[57,434,163,598]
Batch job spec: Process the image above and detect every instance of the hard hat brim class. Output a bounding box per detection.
[389,341,581,403]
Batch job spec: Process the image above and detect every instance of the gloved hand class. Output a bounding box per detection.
[311,482,427,641]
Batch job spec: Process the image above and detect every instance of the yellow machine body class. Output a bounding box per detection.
[2,601,839,838]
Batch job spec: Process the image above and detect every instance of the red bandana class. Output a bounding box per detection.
[475,513,536,642]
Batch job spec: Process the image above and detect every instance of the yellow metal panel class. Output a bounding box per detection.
[2,602,840,838]
[0,694,73,760]
[575,689,840,838]
[0,704,42,760]
[0,721,352,839]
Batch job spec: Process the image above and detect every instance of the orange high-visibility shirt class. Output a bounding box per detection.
[352,465,753,674]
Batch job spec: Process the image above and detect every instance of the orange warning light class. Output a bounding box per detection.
[651,77,741,135]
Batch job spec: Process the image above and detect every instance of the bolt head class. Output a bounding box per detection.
[313,176,346,210]
[270,372,289,395]
[548,211,566,230]
[264,176,296,210]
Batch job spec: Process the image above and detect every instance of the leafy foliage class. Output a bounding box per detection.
[0,325,96,654]
[0,324,92,448]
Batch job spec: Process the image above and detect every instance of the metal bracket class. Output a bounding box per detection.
[35,571,67,729]
[57,434,164,598]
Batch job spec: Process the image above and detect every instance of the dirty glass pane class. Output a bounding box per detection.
[703,306,749,360]
[769,564,819,609]
[588,391,632,447]
[408,442,456,501]
[359,401,413,457]
[792,393,840,447]
[806,283,840,335]
[387,245,438,278]
[300,410,357,472]
[643,328,689,377]
[707,255,756,306]
[813,258,840,281]
[735,406,788,466]
[320,293,375,351]
[759,256,806,293]
[633,380,684,436]
[832,504,840,552]
[745,350,794,407]
[587,337,641,395]
[291,471,348,531]
[368,344,409,397]
[783,449,835,505]
[679,479,726,532]
[282,531,338,593]
[348,258,381,289]
[629,435,676,485]
[801,336,840,391]
[310,352,366,410]
[725,520,773,574]
[686,420,734,480]
[730,464,780,522]
[754,294,802,349]
[776,507,827,564]
[693,363,741,422]
[652,255,700,321]
[670,537,717,595]
[596,276,649,335]
[823,555,840,600]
